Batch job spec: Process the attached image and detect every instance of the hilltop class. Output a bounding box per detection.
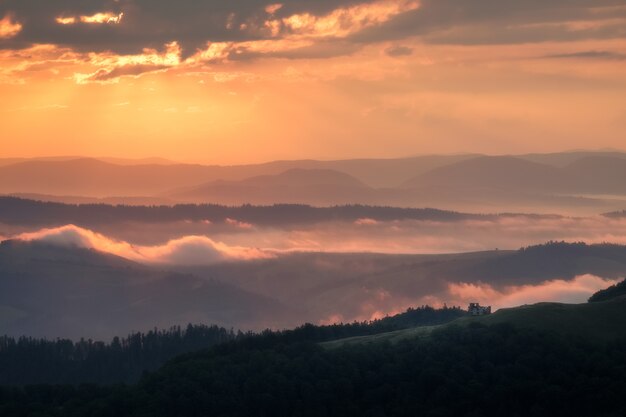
[2,296,626,416]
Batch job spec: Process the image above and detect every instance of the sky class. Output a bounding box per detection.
[1,0,626,164]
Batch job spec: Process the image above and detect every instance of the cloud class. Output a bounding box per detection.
[3,0,622,62]
[0,14,21,39]
[319,274,619,325]
[354,218,379,226]
[1,0,625,85]
[0,0,399,55]
[73,41,181,83]
[351,1,626,45]
[543,50,626,60]
[447,274,619,309]
[384,45,413,56]
[14,224,273,265]
[225,218,254,229]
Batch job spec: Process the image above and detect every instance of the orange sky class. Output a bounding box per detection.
[1,1,626,164]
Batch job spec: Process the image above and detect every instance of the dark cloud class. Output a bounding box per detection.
[0,0,370,56]
[543,50,626,60]
[1,0,626,59]
[384,45,413,57]
[352,0,626,45]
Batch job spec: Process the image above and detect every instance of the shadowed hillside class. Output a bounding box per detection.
[0,240,286,339]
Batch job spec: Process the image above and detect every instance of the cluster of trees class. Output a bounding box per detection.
[0,306,465,385]
[588,278,626,303]
[518,241,626,258]
[0,197,477,227]
[2,322,626,416]
[0,325,237,385]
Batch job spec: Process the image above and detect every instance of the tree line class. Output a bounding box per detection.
[1,322,625,417]
[0,306,465,386]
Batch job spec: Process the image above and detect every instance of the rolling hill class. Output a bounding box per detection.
[327,295,626,347]
[0,240,286,339]
[6,295,624,416]
[3,234,626,339]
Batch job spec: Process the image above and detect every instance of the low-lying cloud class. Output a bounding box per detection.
[14,224,272,265]
[8,213,626,257]
[447,274,619,309]
[320,275,619,325]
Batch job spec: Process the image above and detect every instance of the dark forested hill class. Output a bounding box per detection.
[2,313,626,416]
[0,197,478,228]
[0,306,465,386]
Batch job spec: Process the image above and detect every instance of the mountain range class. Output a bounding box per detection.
[2,151,626,213]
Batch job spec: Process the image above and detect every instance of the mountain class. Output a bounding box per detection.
[168,168,374,205]
[0,240,285,339]
[518,150,626,167]
[404,154,626,197]
[0,155,471,197]
[403,155,564,191]
[2,153,626,214]
[561,156,626,194]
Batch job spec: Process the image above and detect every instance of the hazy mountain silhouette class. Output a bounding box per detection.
[560,156,626,194]
[518,150,626,167]
[0,240,286,339]
[403,155,565,191]
[169,168,373,205]
[0,155,474,197]
[2,152,626,212]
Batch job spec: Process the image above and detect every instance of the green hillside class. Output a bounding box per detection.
[466,297,626,342]
[325,296,626,347]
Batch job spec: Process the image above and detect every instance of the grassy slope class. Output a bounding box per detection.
[324,296,626,347]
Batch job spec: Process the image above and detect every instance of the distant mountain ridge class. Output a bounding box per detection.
[2,151,626,213]
[168,168,371,205]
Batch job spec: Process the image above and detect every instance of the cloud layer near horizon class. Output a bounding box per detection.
[5,224,622,327]
[13,224,272,265]
[6,213,626,257]
[320,274,619,324]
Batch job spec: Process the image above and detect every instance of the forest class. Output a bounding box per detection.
[1,322,625,417]
[0,197,481,227]
[0,306,465,385]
